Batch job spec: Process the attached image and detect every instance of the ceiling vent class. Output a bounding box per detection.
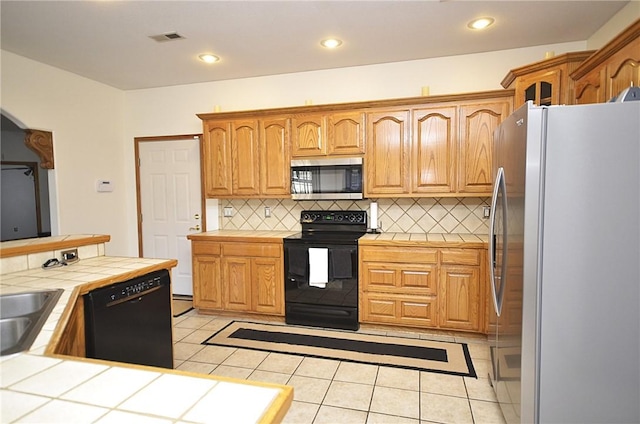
[149,32,186,42]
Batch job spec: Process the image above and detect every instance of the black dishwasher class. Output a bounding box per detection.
[84,269,173,369]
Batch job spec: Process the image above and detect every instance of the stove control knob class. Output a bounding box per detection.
[336,214,344,221]
[302,213,311,222]
[348,214,356,222]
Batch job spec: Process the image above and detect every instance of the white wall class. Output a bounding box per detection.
[587,2,640,49]
[0,51,128,255]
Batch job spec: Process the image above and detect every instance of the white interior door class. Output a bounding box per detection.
[139,138,201,296]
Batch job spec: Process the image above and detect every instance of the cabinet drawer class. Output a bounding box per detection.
[360,246,437,263]
[441,249,480,265]
[360,293,437,327]
[223,243,281,258]
[362,263,436,294]
[192,242,221,256]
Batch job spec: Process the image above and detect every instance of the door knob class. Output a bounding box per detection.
[189,224,201,231]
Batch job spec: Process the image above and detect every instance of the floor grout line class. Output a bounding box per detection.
[173,312,505,424]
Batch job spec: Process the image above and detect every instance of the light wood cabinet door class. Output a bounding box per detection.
[412,106,457,194]
[327,111,365,155]
[439,265,481,331]
[365,109,411,196]
[458,101,510,194]
[260,117,290,195]
[291,114,326,157]
[605,49,640,101]
[361,293,437,327]
[515,69,562,106]
[362,263,437,295]
[192,242,222,310]
[575,69,605,104]
[253,257,283,314]
[231,120,260,196]
[202,120,233,197]
[223,257,252,311]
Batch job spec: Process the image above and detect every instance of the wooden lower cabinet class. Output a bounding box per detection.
[223,257,252,311]
[360,245,486,333]
[439,265,480,331]
[192,241,223,309]
[192,239,284,316]
[361,293,437,327]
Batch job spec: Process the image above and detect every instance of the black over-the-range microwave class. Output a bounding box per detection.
[290,157,363,200]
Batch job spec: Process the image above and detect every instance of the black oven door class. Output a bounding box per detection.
[284,240,359,330]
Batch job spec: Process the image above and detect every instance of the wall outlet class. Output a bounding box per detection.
[223,206,233,217]
[61,248,78,263]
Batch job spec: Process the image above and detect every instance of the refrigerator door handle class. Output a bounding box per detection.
[489,167,507,316]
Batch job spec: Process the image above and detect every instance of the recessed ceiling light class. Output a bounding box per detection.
[468,17,495,30]
[320,38,343,49]
[198,54,220,64]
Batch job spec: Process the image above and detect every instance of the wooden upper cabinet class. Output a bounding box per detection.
[574,69,605,105]
[365,109,411,196]
[516,69,561,106]
[291,114,326,157]
[458,100,511,194]
[291,111,365,157]
[260,117,291,196]
[326,111,365,155]
[201,117,290,198]
[502,51,595,107]
[412,106,457,194]
[606,52,640,100]
[572,19,640,104]
[202,120,233,197]
[199,89,512,199]
[232,120,260,196]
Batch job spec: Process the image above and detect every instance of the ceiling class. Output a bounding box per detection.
[0,1,630,91]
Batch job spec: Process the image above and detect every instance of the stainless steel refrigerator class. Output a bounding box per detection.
[489,100,640,424]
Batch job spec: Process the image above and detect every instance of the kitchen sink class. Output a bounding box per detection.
[0,289,63,356]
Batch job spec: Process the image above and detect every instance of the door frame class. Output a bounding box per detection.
[134,134,205,257]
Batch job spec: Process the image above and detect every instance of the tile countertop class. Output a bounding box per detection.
[0,254,293,424]
[360,232,488,248]
[187,230,298,243]
[187,230,488,249]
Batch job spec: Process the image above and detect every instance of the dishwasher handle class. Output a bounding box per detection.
[106,284,164,307]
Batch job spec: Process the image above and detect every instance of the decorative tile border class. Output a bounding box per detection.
[219,198,490,234]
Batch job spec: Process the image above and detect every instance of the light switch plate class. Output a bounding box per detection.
[223,207,233,217]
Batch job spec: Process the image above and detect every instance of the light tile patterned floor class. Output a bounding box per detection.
[172,311,506,424]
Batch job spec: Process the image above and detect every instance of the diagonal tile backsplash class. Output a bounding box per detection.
[219,197,490,234]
